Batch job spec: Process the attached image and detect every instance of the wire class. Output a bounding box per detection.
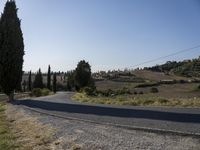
[127,44,200,69]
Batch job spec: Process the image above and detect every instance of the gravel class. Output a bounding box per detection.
[14,104,200,150]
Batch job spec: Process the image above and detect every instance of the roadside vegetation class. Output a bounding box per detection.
[0,102,19,150]
[73,92,200,107]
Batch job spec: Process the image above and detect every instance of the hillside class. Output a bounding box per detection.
[146,56,200,77]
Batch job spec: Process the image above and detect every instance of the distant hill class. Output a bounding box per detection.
[145,56,200,77]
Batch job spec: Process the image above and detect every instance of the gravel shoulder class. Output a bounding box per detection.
[7,103,200,150]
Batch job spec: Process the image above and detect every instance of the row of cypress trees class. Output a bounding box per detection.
[25,65,57,93]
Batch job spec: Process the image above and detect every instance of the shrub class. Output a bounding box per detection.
[32,88,42,97]
[150,87,159,93]
[117,87,131,95]
[135,82,159,88]
[139,91,144,94]
[83,87,96,96]
[41,88,50,96]
[32,88,50,97]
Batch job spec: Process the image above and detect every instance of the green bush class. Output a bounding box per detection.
[32,88,42,97]
[42,88,50,96]
[117,87,131,95]
[32,88,50,97]
[150,87,159,93]
[135,82,159,88]
[83,87,96,96]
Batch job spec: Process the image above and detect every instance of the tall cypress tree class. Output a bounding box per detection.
[47,65,51,90]
[33,69,44,89]
[53,73,57,93]
[28,71,32,91]
[0,1,24,101]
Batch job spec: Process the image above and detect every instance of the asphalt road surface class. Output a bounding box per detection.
[15,92,200,135]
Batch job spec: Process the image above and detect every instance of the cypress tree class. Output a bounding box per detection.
[28,71,32,91]
[47,65,51,90]
[33,69,44,89]
[0,1,24,101]
[53,73,57,93]
[22,80,26,92]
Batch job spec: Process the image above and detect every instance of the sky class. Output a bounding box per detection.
[1,0,200,72]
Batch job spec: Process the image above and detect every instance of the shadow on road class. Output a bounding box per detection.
[14,99,200,123]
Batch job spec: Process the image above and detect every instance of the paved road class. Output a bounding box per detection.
[15,92,200,135]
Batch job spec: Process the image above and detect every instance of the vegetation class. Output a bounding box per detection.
[47,65,51,90]
[66,71,75,91]
[53,73,57,93]
[22,80,27,92]
[150,87,159,93]
[33,68,44,89]
[74,60,94,91]
[73,93,200,108]
[146,57,200,77]
[31,88,51,97]
[28,71,32,91]
[0,103,19,149]
[0,1,24,101]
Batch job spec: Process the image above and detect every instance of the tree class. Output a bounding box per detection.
[74,60,94,90]
[0,1,24,101]
[66,70,75,91]
[28,71,32,91]
[47,65,51,90]
[53,73,57,93]
[33,69,44,89]
[22,80,26,92]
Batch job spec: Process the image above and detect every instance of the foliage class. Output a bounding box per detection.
[135,82,159,88]
[74,60,94,90]
[0,1,24,99]
[73,93,200,107]
[33,68,44,89]
[150,87,159,93]
[83,86,97,96]
[0,103,19,149]
[146,57,200,77]
[66,71,75,91]
[22,80,27,92]
[53,73,57,93]
[28,71,32,91]
[31,88,50,97]
[47,65,51,90]
[139,91,144,94]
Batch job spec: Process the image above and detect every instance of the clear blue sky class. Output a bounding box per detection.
[1,0,200,72]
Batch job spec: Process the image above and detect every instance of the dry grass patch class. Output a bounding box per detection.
[73,93,200,108]
[0,102,19,150]
[6,105,56,150]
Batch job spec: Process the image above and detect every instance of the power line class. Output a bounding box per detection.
[127,44,200,69]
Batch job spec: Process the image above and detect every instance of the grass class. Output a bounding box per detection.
[73,93,200,108]
[0,103,19,150]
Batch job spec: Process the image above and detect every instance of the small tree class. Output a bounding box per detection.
[66,71,75,91]
[0,1,24,101]
[47,65,51,90]
[33,69,44,89]
[28,71,32,91]
[22,80,26,92]
[53,73,57,93]
[74,60,94,90]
